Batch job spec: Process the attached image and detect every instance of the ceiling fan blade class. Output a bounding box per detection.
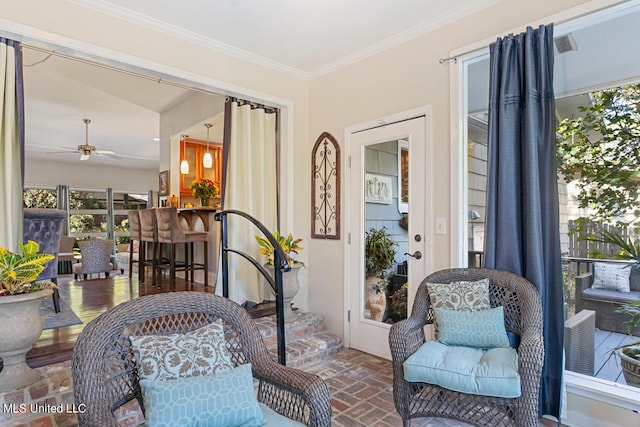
[94,150,117,155]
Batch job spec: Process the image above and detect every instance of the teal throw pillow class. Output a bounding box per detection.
[434,306,510,349]
[140,363,266,427]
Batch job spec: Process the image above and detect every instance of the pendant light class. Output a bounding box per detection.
[180,134,190,174]
[203,123,213,169]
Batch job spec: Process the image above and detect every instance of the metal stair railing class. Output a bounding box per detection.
[214,209,290,365]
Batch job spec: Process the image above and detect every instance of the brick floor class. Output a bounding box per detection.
[304,348,471,427]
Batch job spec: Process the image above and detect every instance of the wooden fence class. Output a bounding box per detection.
[566,220,630,258]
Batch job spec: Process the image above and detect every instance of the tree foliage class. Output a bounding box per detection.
[556,83,640,223]
[23,189,57,208]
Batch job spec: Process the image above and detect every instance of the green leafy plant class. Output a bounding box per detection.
[365,227,397,279]
[0,241,58,296]
[387,283,408,323]
[587,229,640,262]
[255,231,304,267]
[556,83,640,223]
[614,302,640,362]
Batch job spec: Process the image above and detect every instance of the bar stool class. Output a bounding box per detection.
[139,208,161,285]
[155,207,208,290]
[126,210,143,280]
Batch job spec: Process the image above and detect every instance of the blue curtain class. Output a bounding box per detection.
[484,24,563,419]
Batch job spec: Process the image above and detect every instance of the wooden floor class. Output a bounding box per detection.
[594,329,640,384]
[26,271,275,368]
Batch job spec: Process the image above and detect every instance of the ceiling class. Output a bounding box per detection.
[21,1,640,171]
[23,0,499,170]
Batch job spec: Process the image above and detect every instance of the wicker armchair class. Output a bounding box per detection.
[71,292,331,426]
[389,268,544,427]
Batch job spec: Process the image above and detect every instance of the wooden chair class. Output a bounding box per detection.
[71,292,332,426]
[389,268,544,427]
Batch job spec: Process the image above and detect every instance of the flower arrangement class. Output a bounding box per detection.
[255,231,305,267]
[190,178,219,200]
[0,241,58,296]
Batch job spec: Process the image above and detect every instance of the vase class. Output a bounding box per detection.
[200,198,209,207]
[618,347,640,387]
[365,276,386,322]
[0,288,53,391]
[265,265,302,322]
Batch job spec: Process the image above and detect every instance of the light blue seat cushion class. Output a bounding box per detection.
[140,363,266,427]
[259,403,305,427]
[403,341,521,398]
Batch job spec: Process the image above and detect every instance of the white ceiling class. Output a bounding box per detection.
[23,0,500,170]
[21,1,640,171]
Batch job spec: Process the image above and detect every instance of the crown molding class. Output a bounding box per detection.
[68,0,310,80]
[69,0,500,81]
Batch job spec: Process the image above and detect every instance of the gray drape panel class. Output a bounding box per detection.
[484,24,563,419]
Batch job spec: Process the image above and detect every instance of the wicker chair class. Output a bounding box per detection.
[71,292,332,426]
[389,268,544,427]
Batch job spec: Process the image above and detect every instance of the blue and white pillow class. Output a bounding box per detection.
[434,306,510,349]
[140,363,266,427]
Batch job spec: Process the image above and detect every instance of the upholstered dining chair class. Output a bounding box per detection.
[389,268,544,427]
[23,208,66,313]
[72,292,332,426]
[57,236,76,274]
[72,239,114,280]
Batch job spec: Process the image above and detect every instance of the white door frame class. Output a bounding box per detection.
[343,106,433,352]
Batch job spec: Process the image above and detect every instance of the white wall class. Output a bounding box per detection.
[25,158,157,192]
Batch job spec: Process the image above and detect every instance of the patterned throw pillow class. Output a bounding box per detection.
[140,363,266,427]
[426,278,491,311]
[129,320,234,381]
[592,262,632,293]
[434,306,510,349]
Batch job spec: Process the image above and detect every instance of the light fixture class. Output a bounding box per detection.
[180,134,189,174]
[203,123,213,169]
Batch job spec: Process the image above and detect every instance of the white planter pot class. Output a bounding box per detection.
[365,276,386,322]
[618,347,640,387]
[266,265,302,322]
[0,289,53,391]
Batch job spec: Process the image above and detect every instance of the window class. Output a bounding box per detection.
[455,2,640,405]
[112,191,148,244]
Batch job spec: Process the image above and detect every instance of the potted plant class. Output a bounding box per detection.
[0,240,58,391]
[613,301,640,387]
[190,178,219,207]
[364,227,397,321]
[255,231,304,321]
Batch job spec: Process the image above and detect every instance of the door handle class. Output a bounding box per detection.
[404,251,422,260]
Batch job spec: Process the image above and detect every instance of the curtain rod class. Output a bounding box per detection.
[438,1,629,64]
[21,43,219,97]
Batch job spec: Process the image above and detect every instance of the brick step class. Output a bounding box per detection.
[254,311,328,343]
[267,331,343,368]
[254,311,343,368]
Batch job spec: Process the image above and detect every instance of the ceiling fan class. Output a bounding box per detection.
[50,118,118,161]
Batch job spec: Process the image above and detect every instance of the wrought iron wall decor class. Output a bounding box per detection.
[311,132,340,239]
